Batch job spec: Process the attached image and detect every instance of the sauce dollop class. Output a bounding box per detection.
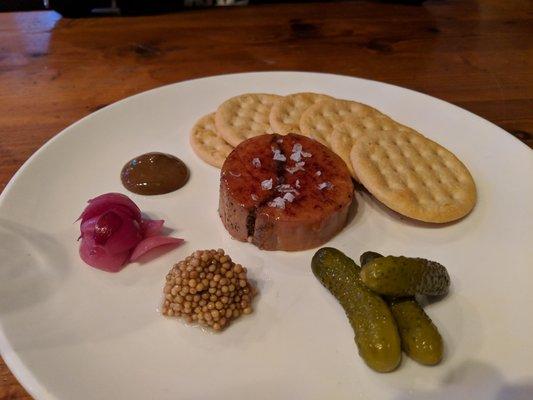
[121,152,189,195]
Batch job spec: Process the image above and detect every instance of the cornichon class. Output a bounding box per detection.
[389,298,443,365]
[311,248,401,373]
[359,251,384,268]
[360,251,444,366]
[360,256,450,297]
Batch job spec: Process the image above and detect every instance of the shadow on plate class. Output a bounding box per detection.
[0,218,70,315]
[393,360,533,400]
[355,183,472,229]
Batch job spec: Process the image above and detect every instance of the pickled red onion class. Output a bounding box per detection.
[130,237,184,262]
[79,234,130,273]
[77,193,183,272]
[78,193,141,223]
[140,219,164,237]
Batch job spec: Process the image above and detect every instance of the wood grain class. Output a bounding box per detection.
[0,1,532,398]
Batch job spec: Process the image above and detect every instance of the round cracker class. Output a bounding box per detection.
[330,123,362,179]
[350,130,477,223]
[269,92,334,135]
[330,115,418,179]
[215,93,281,147]
[190,113,234,168]
[299,99,376,146]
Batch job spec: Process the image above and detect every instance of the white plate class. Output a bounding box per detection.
[1,72,532,400]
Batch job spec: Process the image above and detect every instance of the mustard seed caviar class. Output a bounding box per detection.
[162,249,256,331]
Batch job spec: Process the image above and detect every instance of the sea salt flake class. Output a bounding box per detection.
[290,143,312,162]
[286,161,305,174]
[283,192,295,203]
[317,181,333,190]
[229,171,241,177]
[315,171,322,176]
[252,158,261,168]
[251,194,259,201]
[268,197,286,209]
[295,179,301,188]
[290,151,302,162]
[290,144,302,162]
[261,178,273,190]
[272,149,286,162]
[276,184,298,194]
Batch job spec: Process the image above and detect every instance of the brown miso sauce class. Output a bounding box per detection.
[121,152,189,195]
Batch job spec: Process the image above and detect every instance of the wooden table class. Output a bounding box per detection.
[0,0,532,398]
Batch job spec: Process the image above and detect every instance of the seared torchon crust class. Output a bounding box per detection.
[219,133,355,251]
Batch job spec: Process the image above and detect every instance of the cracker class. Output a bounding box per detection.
[215,93,282,147]
[190,113,234,168]
[299,99,376,146]
[350,130,476,223]
[330,123,362,179]
[269,92,334,135]
[330,116,417,179]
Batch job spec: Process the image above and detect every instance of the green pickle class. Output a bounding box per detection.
[360,256,450,297]
[311,248,401,373]
[390,298,443,365]
[359,251,384,267]
[360,251,444,366]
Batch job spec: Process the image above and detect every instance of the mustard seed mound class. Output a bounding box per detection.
[162,249,256,331]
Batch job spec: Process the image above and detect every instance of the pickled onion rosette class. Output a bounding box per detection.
[77,193,184,272]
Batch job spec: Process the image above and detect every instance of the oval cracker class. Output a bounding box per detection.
[299,99,376,146]
[331,116,422,179]
[190,113,234,168]
[269,92,334,135]
[351,130,476,223]
[215,93,281,147]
